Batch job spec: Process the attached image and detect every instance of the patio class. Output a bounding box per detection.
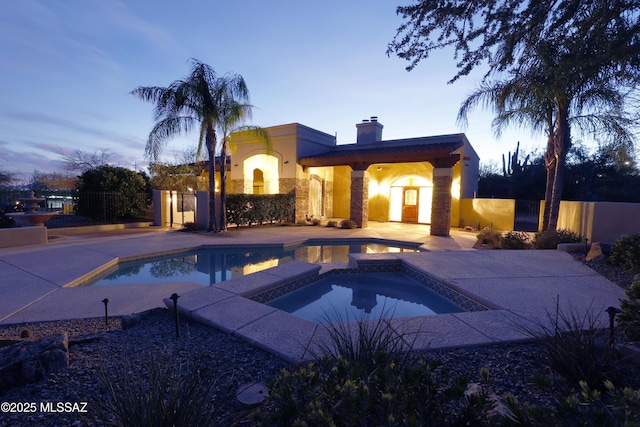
[0,223,625,361]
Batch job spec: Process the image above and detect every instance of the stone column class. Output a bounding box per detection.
[325,180,333,218]
[349,169,369,228]
[296,178,309,223]
[430,167,454,236]
[279,177,297,194]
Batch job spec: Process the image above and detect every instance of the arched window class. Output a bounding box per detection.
[253,168,264,194]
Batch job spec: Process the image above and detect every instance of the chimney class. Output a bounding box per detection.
[356,116,383,144]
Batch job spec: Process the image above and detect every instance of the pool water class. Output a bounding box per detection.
[89,241,419,286]
[267,272,465,323]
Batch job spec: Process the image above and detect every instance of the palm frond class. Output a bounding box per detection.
[228,125,272,154]
[145,116,198,161]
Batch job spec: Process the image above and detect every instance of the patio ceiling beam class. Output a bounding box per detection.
[299,147,460,168]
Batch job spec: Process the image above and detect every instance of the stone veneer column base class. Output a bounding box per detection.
[230,179,244,194]
[350,170,369,228]
[295,178,309,223]
[279,178,297,194]
[431,168,453,236]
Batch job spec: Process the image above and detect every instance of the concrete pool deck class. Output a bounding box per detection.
[0,223,626,362]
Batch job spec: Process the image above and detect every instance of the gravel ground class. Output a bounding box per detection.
[0,254,637,426]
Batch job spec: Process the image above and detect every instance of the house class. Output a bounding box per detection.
[230,117,479,236]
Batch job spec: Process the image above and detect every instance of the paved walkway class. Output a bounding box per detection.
[0,223,625,361]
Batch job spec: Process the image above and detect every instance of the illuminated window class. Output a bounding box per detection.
[404,189,417,206]
[253,168,264,194]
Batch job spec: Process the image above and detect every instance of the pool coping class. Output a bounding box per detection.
[160,253,537,363]
[67,237,424,288]
[1,227,626,363]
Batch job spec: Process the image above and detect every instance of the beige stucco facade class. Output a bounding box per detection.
[228,119,479,235]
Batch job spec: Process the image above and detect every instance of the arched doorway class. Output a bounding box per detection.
[389,176,433,224]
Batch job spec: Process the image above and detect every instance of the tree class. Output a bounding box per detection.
[30,171,77,193]
[76,165,150,220]
[390,0,640,229]
[0,155,12,187]
[217,103,271,231]
[63,148,113,173]
[388,0,640,82]
[563,142,640,202]
[0,170,11,187]
[457,49,635,228]
[131,59,267,232]
[148,145,206,192]
[148,162,205,192]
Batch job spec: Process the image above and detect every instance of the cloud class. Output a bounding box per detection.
[98,1,187,57]
[6,111,146,150]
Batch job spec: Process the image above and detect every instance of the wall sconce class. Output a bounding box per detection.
[284,160,289,164]
[234,164,238,167]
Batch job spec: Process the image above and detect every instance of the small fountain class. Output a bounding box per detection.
[9,192,60,227]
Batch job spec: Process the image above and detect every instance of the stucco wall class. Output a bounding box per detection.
[460,198,515,231]
[457,139,480,199]
[153,190,197,227]
[0,226,47,248]
[332,165,351,218]
[554,201,640,243]
[367,162,435,222]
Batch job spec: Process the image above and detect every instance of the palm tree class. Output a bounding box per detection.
[458,76,559,229]
[131,59,265,232]
[458,48,635,230]
[216,97,271,231]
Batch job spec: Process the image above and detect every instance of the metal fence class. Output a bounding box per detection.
[0,189,153,229]
[514,200,540,232]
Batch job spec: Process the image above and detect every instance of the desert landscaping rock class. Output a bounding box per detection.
[0,333,68,393]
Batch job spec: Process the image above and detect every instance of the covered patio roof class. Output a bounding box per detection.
[298,134,466,170]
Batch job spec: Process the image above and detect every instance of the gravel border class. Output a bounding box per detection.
[0,255,637,426]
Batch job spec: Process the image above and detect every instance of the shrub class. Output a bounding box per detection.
[309,218,321,226]
[90,349,224,426]
[326,220,338,227]
[618,279,640,341]
[253,312,490,426]
[476,228,501,248]
[181,222,201,232]
[519,300,631,389]
[532,229,583,249]
[316,308,415,370]
[555,380,640,426]
[76,165,151,220]
[610,233,640,271]
[225,193,295,227]
[255,354,465,426]
[501,380,640,426]
[499,231,530,249]
[340,219,357,229]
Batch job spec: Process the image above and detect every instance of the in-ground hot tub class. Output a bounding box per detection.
[266,271,467,323]
[245,255,491,324]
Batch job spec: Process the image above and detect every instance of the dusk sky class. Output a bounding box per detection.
[1,0,548,183]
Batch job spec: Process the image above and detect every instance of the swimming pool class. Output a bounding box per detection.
[267,272,466,323]
[89,240,420,286]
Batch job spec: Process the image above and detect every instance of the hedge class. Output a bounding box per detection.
[226,193,295,227]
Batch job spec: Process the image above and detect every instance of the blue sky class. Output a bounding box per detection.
[1,0,545,182]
